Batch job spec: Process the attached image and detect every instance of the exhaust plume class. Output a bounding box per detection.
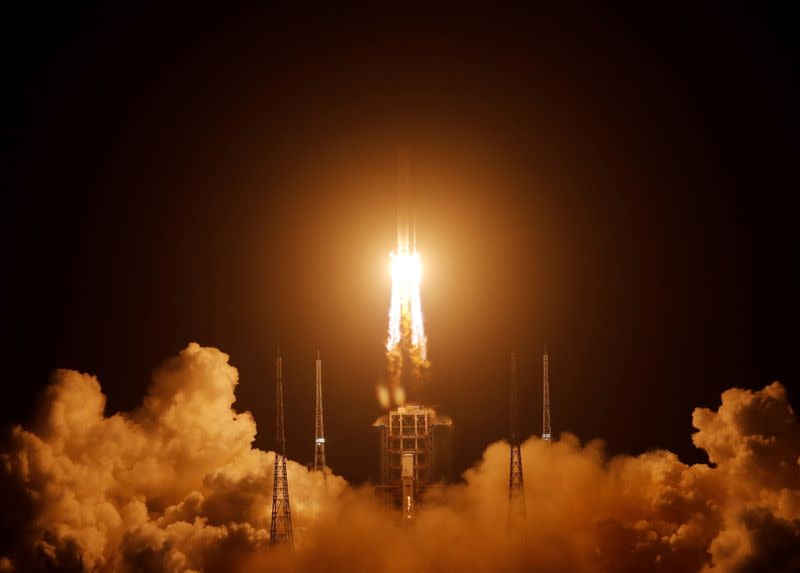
[383,243,429,408]
[380,152,430,408]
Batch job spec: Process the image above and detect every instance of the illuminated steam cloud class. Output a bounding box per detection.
[0,344,346,573]
[382,240,429,408]
[1,344,798,572]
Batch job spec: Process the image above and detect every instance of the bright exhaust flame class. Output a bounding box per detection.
[387,248,426,353]
[383,243,429,407]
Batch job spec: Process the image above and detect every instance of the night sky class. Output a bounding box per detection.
[6,6,797,484]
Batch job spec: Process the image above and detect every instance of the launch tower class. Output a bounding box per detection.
[374,404,452,519]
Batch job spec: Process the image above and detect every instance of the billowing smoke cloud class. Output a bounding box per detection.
[0,344,346,572]
[2,344,798,572]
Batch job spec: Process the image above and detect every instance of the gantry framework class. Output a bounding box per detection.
[374,404,452,517]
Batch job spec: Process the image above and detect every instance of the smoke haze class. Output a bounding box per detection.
[2,344,798,572]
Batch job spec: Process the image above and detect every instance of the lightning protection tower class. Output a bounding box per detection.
[270,351,294,548]
[313,350,327,477]
[542,347,551,442]
[508,352,525,518]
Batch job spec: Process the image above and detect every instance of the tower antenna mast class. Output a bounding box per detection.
[508,351,525,518]
[313,350,327,477]
[542,346,551,442]
[269,350,294,547]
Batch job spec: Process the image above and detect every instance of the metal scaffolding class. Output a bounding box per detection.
[374,404,452,518]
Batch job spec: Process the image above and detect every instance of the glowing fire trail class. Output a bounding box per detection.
[383,234,429,407]
[387,248,426,354]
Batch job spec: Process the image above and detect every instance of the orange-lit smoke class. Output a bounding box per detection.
[1,344,798,573]
[382,241,429,407]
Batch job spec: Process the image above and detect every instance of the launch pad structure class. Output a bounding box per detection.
[373,404,453,518]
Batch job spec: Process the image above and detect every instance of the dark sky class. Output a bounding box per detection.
[6,6,797,483]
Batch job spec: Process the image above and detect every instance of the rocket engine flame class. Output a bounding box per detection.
[387,248,426,354]
[384,240,429,407]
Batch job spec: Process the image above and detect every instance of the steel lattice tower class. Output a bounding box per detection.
[542,347,551,442]
[269,352,294,548]
[508,352,525,516]
[313,350,327,477]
